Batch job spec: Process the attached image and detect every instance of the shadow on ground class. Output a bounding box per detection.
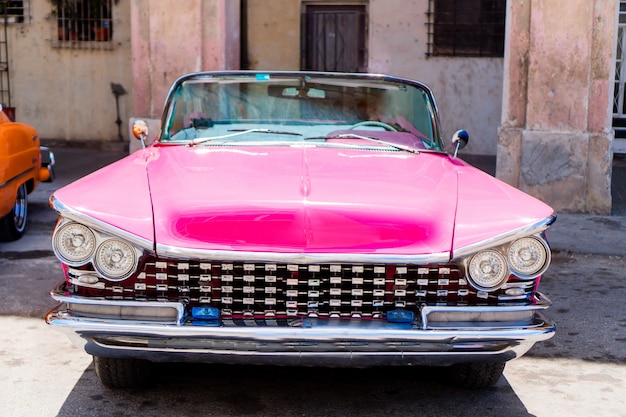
[57,362,533,417]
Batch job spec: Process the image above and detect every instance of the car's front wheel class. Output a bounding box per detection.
[447,362,505,388]
[93,356,151,389]
[0,183,28,241]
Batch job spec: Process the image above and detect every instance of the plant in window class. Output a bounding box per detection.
[50,0,77,40]
[50,0,112,41]
[90,0,112,41]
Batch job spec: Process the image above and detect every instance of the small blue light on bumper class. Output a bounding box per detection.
[386,309,415,323]
[192,306,220,320]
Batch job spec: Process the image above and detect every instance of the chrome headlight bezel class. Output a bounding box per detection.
[52,222,97,265]
[466,249,509,291]
[506,236,551,279]
[93,238,138,280]
[462,234,551,292]
[52,220,143,281]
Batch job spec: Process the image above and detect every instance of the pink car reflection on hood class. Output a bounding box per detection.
[147,144,457,255]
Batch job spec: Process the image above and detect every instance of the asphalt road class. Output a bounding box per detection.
[0,147,625,417]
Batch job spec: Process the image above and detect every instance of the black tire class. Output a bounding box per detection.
[0,183,28,241]
[93,356,151,389]
[447,362,505,389]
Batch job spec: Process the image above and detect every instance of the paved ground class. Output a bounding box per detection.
[462,153,626,217]
[0,146,624,416]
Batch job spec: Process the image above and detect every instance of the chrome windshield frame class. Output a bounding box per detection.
[158,71,445,152]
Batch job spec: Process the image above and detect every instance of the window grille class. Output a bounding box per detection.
[613,1,626,140]
[0,0,28,24]
[426,0,505,57]
[52,0,113,49]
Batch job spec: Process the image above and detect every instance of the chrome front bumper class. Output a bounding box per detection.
[46,282,555,367]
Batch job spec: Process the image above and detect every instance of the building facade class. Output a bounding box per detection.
[243,0,506,155]
[0,0,619,213]
[1,0,133,145]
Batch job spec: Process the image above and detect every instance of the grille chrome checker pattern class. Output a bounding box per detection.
[70,258,537,320]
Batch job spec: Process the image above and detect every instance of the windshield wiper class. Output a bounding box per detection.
[228,128,302,136]
[304,133,420,154]
[188,128,302,147]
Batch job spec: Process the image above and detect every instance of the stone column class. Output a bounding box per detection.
[129,0,240,151]
[497,0,616,214]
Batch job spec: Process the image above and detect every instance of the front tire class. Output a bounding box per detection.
[447,362,505,389]
[93,356,151,389]
[0,183,28,241]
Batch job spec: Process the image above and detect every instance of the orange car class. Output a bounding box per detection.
[0,108,54,241]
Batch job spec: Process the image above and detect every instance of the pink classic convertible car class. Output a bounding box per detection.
[46,71,555,389]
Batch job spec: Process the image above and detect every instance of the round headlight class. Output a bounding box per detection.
[507,237,550,278]
[53,222,96,265]
[94,239,137,280]
[467,250,509,291]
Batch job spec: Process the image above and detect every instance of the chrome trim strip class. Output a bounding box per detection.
[421,292,551,329]
[160,71,446,150]
[50,281,185,324]
[155,243,451,264]
[452,215,556,260]
[47,305,554,341]
[0,166,36,189]
[52,195,451,264]
[46,305,555,365]
[47,307,554,342]
[50,196,154,251]
[47,273,555,365]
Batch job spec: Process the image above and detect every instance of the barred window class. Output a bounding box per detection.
[0,0,28,23]
[426,0,506,57]
[54,0,112,46]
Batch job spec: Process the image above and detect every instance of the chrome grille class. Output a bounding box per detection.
[70,258,538,320]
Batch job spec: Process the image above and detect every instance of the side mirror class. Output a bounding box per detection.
[451,130,469,158]
[132,120,149,148]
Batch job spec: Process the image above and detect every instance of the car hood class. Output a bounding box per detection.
[52,144,553,259]
[146,145,458,256]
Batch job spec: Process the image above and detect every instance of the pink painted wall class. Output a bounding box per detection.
[497,0,616,214]
[131,0,240,119]
[526,2,594,132]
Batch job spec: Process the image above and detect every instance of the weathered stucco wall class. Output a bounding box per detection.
[131,0,241,120]
[129,0,240,152]
[244,0,301,70]
[244,0,504,155]
[367,0,504,155]
[5,0,133,144]
[497,0,616,214]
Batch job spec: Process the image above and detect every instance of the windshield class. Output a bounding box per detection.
[160,72,443,152]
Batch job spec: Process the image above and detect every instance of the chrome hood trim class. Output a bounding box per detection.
[154,243,451,264]
[50,195,154,252]
[452,215,556,260]
[52,195,452,264]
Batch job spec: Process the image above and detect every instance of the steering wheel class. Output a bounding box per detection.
[350,120,398,132]
[349,120,398,132]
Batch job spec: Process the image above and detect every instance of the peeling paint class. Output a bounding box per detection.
[521,140,583,185]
